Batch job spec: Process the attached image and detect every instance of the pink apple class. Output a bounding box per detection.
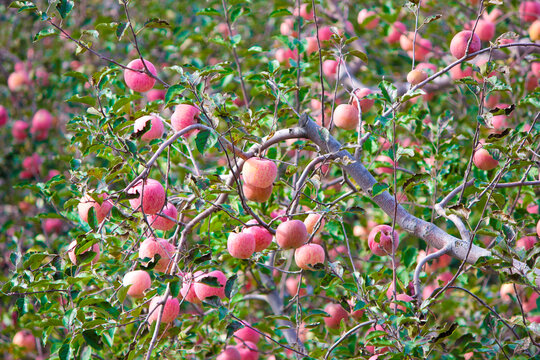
[8,71,30,91]
[333,103,359,130]
[304,213,325,235]
[44,218,62,234]
[390,293,413,312]
[520,1,540,22]
[171,104,200,137]
[68,240,100,265]
[217,346,241,360]
[386,22,406,44]
[357,9,379,29]
[322,59,339,79]
[193,270,227,300]
[368,225,399,256]
[243,182,273,202]
[294,243,325,270]
[128,178,165,214]
[473,148,498,170]
[323,303,348,329]
[12,120,29,141]
[0,105,7,127]
[31,109,53,134]
[146,89,166,102]
[138,238,176,272]
[227,232,256,259]
[275,220,308,249]
[237,341,259,360]
[124,59,157,92]
[450,31,481,59]
[149,202,178,231]
[352,88,374,113]
[123,270,152,298]
[13,330,35,351]
[234,323,261,344]
[317,26,333,41]
[78,193,113,224]
[148,296,179,324]
[517,236,536,251]
[243,157,277,188]
[133,115,164,141]
[180,271,204,303]
[293,4,313,20]
[243,220,273,252]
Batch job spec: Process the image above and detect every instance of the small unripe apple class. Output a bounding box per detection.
[323,303,348,329]
[149,202,178,231]
[138,238,176,272]
[304,213,325,235]
[237,341,258,360]
[180,271,203,303]
[12,120,29,141]
[148,296,179,324]
[234,323,261,344]
[171,104,200,137]
[227,232,256,259]
[78,193,113,224]
[317,26,333,41]
[128,178,166,215]
[193,270,227,300]
[368,225,399,256]
[44,218,62,234]
[530,20,540,40]
[322,59,339,79]
[333,104,359,130]
[124,59,157,92]
[243,157,277,188]
[133,115,164,141]
[294,243,325,270]
[450,31,481,60]
[123,270,152,298]
[472,148,498,170]
[275,220,308,249]
[0,105,8,127]
[386,21,406,44]
[407,69,428,85]
[243,182,273,202]
[357,9,379,29]
[243,220,273,252]
[352,88,374,113]
[217,346,241,360]
[520,1,540,22]
[389,293,413,312]
[13,330,35,351]
[68,240,100,265]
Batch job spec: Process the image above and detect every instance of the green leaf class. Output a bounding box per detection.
[87,207,98,230]
[226,321,243,338]
[348,49,367,63]
[33,27,56,42]
[142,18,170,30]
[270,8,291,17]
[199,276,221,287]
[66,94,96,107]
[82,330,103,350]
[402,247,418,268]
[70,159,81,170]
[225,274,237,299]
[56,0,74,18]
[23,253,48,270]
[165,84,184,106]
[196,8,221,16]
[59,342,72,360]
[116,22,128,40]
[195,130,218,154]
[372,182,389,197]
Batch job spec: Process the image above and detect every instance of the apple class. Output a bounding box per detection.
[357,9,379,29]
[305,36,318,54]
[138,238,176,272]
[399,32,415,51]
[293,4,313,20]
[517,236,536,250]
[304,213,325,235]
[193,270,227,300]
[217,346,241,360]
[44,218,62,234]
[149,202,178,231]
[491,115,509,133]
[237,341,258,360]
[532,62,540,78]
[8,71,30,91]
[294,243,325,270]
[407,69,428,85]
[275,220,308,249]
[275,48,298,65]
[234,323,261,344]
[68,240,100,265]
[227,232,256,259]
[352,88,374,113]
[78,193,113,224]
[374,155,394,175]
[407,38,432,61]
[450,31,481,59]
[243,182,273,202]
[365,325,389,354]
[537,219,540,237]
[520,1,540,22]
[322,59,339,79]
[12,120,29,141]
[450,64,473,80]
[524,292,539,312]
[180,271,203,304]
[280,18,297,37]
[472,148,498,170]
[124,59,157,92]
[333,104,359,130]
[317,26,333,41]
[386,21,406,44]
[171,104,200,137]
[483,93,500,108]
[243,220,273,252]
[123,270,152,298]
[13,330,35,351]
[128,178,166,214]
[146,89,166,102]
[133,115,164,141]
[285,276,306,296]
[474,20,496,41]
[389,293,413,312]
[530,20,540,40]
[242,157,277,188]
[323,303,348,329]
[436,271,453,286]
[22,153,42,176]
[0,105,7,127]
[368,225,399,256]
[500,283,516,302]
[148,296,179,324]
[31,109,53,136]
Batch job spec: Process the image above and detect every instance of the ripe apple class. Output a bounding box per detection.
[148,296,179,324]
[171,104,200,137]
[8,71,30,91]
[472,148,498,170]
[357,9,379,29]
[322,59,339,79]
[123,270,152,298]
[386,21,406,44]
[333,103,359,130]
[180,271,204,304]
[217,346,241,360]
[399,31,415,51]
[407,69,428,85]
[67,240,100,265]
[294,243,325,270]
[537,219,540,237]
[304,213,325,235]
[305,36,318,54]
[133,115,164,141]
[243,220,273,252]
[474,20,496,41]
[285,276,306,296]
[293,3,313,20]
[13,330,35,351]
[323,303,348,329]
[275,220,308,249]
[44,218,62,234]
[450,31,481,59]
[124,59,157,92]
[236,341,258,360]
[31,109,53,135]
[500,283,515,302]
[146,89,166,102]
[407,38,432,61]
[128,178,166,215]
[193,270,227,300]
[149,202,178,231]
[317,26,333,41]
[0,105,8,127]
[78,193,113,224]
[390,293,413,312]
[520,1,540,22]
[449,64,473,80]
[243,182,273,202]
[368,225,399,256]
[138,238,176,272]
[351,88,374,113]
[530,20,540,40]
[243,157,277,188]
[234,323,261,344]
[227,232,256,259]
[517,236,536,250]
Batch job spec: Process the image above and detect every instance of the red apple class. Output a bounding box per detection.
[386,22,406,44]
[227,232,256,259]
[13,330,35,351]
[139,238,176,273]
[193,270,227,300]
[294,243,325,270]
[473,148,498,170]
[217,346,241,360]
[333,104,359,130]
[243,220,273,252]
[237,341,259,360]
[123,270,152,298]
[450,31,481,59]
[148,296,179,324]
[234,323,261,344]
[149,202,178,231]
[78,193,113,224]
[128,178,166,215]
[275,220,308,249]
[68,240,100,265]
[368,225,399,256]
[243,158,277,188]
[243,182,273,202]
[171,104,200,137]
[124,59,157,92]
[0,105,8,127]
[133,115,164,141]
[323,303,348,329]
